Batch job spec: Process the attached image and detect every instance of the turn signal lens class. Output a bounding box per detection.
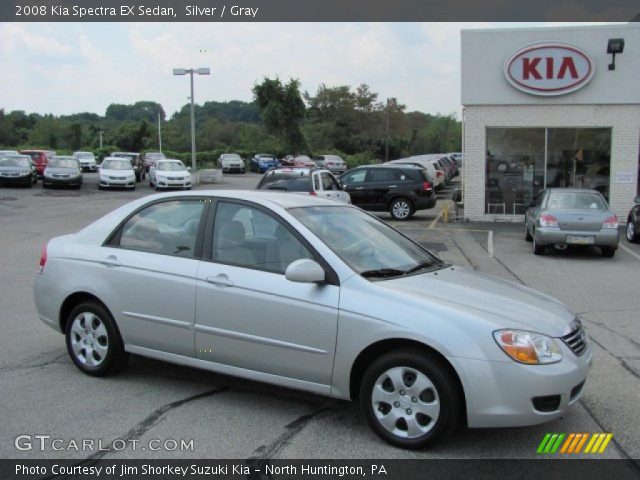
[493,330,563,365]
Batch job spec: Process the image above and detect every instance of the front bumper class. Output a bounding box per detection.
[222,164,245,172]
[43,176,82,187]
[156,178,192,189]
[0,174,31,185]
[99,177,135,188]
[451,343,593,428]
[536,227,619,247]
[80,164,97,171]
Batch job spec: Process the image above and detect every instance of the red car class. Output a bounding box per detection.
[20,150,51,177]
[281,155,315,168]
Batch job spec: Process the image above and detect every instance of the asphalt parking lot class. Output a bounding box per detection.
[1,172,639,462]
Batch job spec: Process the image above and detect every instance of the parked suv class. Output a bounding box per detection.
[256,167,350,203]
[110,152,145,182]
[340,165,436,220]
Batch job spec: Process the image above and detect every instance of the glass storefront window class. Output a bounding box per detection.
[486,128,545,215]
[485,127,612,214]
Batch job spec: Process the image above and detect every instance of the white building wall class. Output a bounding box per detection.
[463,104,640,222]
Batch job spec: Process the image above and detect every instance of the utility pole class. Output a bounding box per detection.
[384,98,390,163]
[99,131,103,149]
[158,112,162,153]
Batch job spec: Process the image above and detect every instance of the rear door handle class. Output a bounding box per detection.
[205,275,234,287]
[355,187,364,190]
[101,255,121,267]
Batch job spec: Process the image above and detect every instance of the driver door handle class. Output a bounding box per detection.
[206,275,235,287]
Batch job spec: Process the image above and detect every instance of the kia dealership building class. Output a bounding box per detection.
[461,24,640,222]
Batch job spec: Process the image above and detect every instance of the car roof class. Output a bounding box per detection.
[52,156,76,160]
[20,149,48,153]
[355,164,420,169]
[103,156,132,162]
[157,159,183,163]
[152,190,344,209]
[546,188,605,193]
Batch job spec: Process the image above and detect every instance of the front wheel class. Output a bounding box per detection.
[65,302,128,376]
[389,198,414,221]
[360,350,461,449]
[626,220,639,243]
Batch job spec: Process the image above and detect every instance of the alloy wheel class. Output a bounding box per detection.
[391,201,411,220]
[627,222,636,242]
[371,366,440,439]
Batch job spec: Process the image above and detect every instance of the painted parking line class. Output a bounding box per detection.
[619,243,640,262]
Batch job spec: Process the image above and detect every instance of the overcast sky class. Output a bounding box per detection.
[0,22,610,118]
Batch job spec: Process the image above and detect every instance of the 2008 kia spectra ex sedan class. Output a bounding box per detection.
[33,191,592,449]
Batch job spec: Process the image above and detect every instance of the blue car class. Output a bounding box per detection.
[250,153,280,173]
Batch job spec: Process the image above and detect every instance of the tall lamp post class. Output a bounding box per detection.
[172,67,210,179]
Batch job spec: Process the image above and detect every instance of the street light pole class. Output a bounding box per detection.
[173,67,210,182]
[158,112,162,153]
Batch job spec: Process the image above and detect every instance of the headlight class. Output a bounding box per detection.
[493,330,563,364]
[44,170,53,178]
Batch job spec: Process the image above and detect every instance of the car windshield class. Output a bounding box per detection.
[258,171,310,192]
[223,154,241,161]
[0,157,30,167]
[147,153,165,159]
[49,158,78,168]
[75,153,94,159]
[113,154,136,161]
[289,206,443,278]
[547,191,607,210]
[258,155,275,160]
[157,162,186,171]
[102,160,132,170]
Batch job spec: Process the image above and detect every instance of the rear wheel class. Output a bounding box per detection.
[601,246,616,258]
[389,198,414,221]
[525,221,532,242]
[626,220,639,243]
[360,349,461,449]
[65,301,128,376]
[533,232,545,255]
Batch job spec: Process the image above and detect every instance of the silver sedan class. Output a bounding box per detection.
[525,188,620,257]
[34,191,591,449]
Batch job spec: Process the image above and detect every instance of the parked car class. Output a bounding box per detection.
[43,156,83,189]
[281,155,316,168]
[0,150,19,157]
[387,157,440,188]
[149,159,192,191]
[314,155,348,174]
[448,152,463,165]
[110,152,145,182]
[98,157,136,190]
[341,165,436,220]
[250,153,279,173]
[257,167,350,203]
[0,154,37,187]
[19,150,50,177]
[34,191,592,449]
[73,151,97,172]
[625,195,640,243]
[143,152,166,172]
[218,153,246,173]
[525,188,619,257]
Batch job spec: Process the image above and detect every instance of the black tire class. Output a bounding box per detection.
[525,221,532,242]
[533,232,545,255]
[65,301,128,376]
[626,219,639,243]
[359,349,461,449]
[25,179,32,188]
[601,246,616,258]
[389,197,414,221]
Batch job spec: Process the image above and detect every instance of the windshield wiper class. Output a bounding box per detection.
[360,268,407,278]
[403,261,438,275]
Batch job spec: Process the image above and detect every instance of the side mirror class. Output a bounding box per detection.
[635,196,640,204]
[187,167,192,172]
[285,259,325,283]
[342,183,348,191]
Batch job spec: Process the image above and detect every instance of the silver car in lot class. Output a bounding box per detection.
[525,188,619,257]
[149,159,192,190]
[34,191,591,449]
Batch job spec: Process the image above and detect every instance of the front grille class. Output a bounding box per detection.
[110,176,126,180]
[53,174,70,178]
[562,320,587,356]
[167,177,183,181]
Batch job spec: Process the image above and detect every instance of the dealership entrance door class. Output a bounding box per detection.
[485,127,612,215]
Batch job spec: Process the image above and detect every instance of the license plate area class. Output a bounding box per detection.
[566,235,595,245]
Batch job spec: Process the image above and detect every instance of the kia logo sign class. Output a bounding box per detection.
[504,43,595,96]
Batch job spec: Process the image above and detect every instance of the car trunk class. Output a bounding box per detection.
[556,210,607,231]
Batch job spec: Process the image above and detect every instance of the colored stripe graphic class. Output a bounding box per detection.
[538,433,613,454]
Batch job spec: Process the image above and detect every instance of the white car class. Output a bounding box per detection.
[73,151,97,171]
[257,167,351,203]
[218,153,246,173]
[0,150,20,157]
[98,157,136,190]
[315,154,348,174]
[149,159,192,191]
[388,156,443,188]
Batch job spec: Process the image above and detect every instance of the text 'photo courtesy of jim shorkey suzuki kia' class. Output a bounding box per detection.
[33,191,592,449]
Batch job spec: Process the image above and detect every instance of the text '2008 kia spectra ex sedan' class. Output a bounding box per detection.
[33,191,592,449]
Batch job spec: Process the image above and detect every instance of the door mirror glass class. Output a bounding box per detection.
[285,259,325,283]
[635,196,640,204]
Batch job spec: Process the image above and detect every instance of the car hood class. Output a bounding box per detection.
[0,166,30,174]
[380,266,574,337]
[46,168,80,175]
[156,171,189,177]
[100,168,133,176]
